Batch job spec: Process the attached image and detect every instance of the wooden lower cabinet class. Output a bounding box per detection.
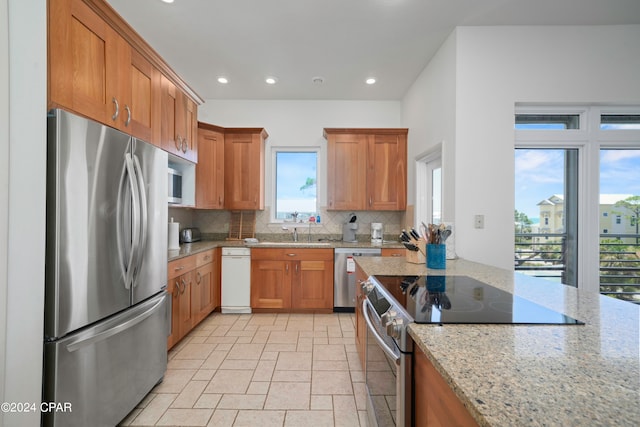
[251,248,333,312]
[167,249,220,349]
[413,342,479,427]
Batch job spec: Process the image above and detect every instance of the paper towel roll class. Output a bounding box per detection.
[168,219,180,250]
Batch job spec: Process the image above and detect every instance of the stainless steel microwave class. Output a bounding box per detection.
[168,168,182,204]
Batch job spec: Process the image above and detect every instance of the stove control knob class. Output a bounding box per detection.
[386,318,404,339]
[359,280,374,293]
[381,309,397,326]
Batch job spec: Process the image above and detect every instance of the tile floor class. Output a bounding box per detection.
[119,312,369,427]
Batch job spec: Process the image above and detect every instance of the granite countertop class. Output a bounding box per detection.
[355,257,640,427]
[168,239,404,261]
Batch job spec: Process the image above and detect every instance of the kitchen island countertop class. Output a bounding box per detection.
[356,256,640,427]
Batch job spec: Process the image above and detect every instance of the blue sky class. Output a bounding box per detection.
[515,149,640,220]
[276,152,317,215]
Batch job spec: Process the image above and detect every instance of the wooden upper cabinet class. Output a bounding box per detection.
[49,0,200,149]
[325,133,367,210]
[224,128,268,210]
[196,123,225,209]
[367,132,407,210]
[160,75,198,162]
[49,0,124,126]
[324,128,408,211]
[128,49,161,144]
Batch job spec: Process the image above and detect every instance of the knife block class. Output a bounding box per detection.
[406,241,426,264]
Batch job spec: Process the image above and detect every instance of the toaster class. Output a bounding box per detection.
[179,228,201,243]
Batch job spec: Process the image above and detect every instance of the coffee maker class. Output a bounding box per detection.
[371,223,383,244]
[342,213,358,242]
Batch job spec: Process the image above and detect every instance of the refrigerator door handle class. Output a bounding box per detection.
[132,152,148,287]
[65,295,165,352]
[124,152,141,290]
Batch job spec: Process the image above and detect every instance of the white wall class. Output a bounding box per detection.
[198,100,402,208]
[403,25,640,270]
[0,0,9,414]
[401,31,457,221]
[2,1,47,426]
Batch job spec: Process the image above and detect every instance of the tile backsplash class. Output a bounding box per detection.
[173,207,406,241]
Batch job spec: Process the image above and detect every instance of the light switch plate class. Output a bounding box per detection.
[474,214,484,229]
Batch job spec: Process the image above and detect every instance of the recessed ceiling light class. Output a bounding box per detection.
[217,77,229,84]
[366,78,376,85]
[265,76,278,85]
[161,0,174,4]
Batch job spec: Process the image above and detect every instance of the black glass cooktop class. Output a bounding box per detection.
[371,275,584,325]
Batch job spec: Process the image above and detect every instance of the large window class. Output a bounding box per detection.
[273,150,318,221]
[515,106,640,304]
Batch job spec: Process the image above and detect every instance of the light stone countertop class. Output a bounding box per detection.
[355,257,640,427]
[168,240,404,262]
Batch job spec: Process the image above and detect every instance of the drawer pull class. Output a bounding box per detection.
[287,253,296,257]
[174,266,185,271]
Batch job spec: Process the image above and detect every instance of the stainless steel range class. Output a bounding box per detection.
[361,274,583,426]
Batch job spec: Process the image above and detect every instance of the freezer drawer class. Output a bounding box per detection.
[42,293,168,427]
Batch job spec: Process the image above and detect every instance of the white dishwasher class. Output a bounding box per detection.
[221,247,252,314]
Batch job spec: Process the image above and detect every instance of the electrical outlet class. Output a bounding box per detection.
[474,214,484,229]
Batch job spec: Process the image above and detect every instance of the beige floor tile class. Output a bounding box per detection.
[128,393,176,426]
[284,410,334,426]
[216,394,266,410]
[310,395,333,410]
[194,393,222,409]
[171,380,209,408]
[203,335,238,345]
[152,369,196,394]
[155,408,213,426]
[276,351,312,370]
[168,358,205,370]
[264,343,297,352]
[205,369,254,394]
[268,330,300,344]
[207,409,237,427]
[264,382,310,410]
[234,410,286,427]
[252,359,276,382]
[226,343,265,360]
[200,350,228,370]
[286,321,314,331]
[313,360,349,371]
[193,369,216,381]
[352,382,367,411]
[260,351,279,360]
[313,344,347,361]
[358,410,369,427]
[251,331,271,343]
[272,370,312,382]
[173,343,216,360]
[246,381,270,394]
[219,358,259,370]
[235,335,253,344]
[350,369,365,383]
[312,371,353,395]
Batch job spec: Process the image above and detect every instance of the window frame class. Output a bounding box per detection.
[270,146,321,224]
[515,105,640,293]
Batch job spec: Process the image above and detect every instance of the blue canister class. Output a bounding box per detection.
[316,215,321,223]
[426,244,446,269]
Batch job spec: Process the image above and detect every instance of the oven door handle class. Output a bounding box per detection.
[362,299,400,365]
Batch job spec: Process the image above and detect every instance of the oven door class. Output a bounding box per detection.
[363,298,411,427]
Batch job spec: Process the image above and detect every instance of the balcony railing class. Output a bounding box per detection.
[515,232,640,304]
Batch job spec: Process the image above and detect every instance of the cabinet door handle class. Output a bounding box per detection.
[285,264,289,272]
[180,278,187,294]
[295,263,299,273]
[369,197,372,207]
[182,139,188,153]
[218,196,222,206]
[196,271,202,284]
[124,105,131,126]
[175,135,182,151]
[112,97,119,121]
[174,280,180,294]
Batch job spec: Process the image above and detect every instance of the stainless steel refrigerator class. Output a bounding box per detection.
[43,109,169,427]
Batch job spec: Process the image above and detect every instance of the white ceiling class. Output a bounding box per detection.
[106,0,640,101]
